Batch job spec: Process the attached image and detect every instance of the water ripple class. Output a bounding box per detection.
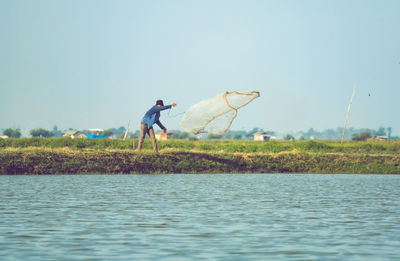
[1,174,400,260]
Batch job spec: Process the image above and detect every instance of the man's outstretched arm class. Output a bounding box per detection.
[152,105,172,113]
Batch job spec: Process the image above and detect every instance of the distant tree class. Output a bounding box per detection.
[233,134,242,139]
[181,132,190,139]
[305,128,317,139]
[245,128,261,139]
[103,130,113,137]
[3,128,12,137]
[321,129,338,140]
[207,134,222,139]
[30,128,54,138]
[169,131,189,139]
[52,125,63,138]
[223,130,247,139]
[101,126,128,138]
[284,134,295,141]
[133,130,140,139]
[265,130,277,137]
[352,132,371,141]
[169,131,180,139]
[222,131,232,139]
[376,127,386,136]
[299,136,305,140]
[117,126,126,134]
[106,126,126,136]
[3,128,21,138]
[387,127,392,140]
[14,129,21,138]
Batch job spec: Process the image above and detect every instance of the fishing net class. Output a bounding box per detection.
[181,91,260,135]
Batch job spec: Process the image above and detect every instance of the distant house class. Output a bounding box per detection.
[155,133,171,141]
[374,136,388,141]
[0,135,8,139]
[63,130,86,139]
[253,132,271,141]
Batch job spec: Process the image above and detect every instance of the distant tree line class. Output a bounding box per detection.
[294,126,395,141]
[30,128,54,138]
[1,125,398,140]
[207,128,277,140]
[102,126,127,138]
[352,132,372,141]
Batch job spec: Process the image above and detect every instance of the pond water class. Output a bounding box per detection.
[1,174,400,260]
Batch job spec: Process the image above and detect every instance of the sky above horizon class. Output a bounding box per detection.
[1,0,399,136]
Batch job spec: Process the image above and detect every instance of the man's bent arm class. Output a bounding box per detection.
[155,120,165,130]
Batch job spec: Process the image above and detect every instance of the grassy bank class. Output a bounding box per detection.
[1,146,399,174]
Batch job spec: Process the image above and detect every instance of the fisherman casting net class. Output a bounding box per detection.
[181,91,260,135]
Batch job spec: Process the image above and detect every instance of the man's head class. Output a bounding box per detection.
[156,100,164,106]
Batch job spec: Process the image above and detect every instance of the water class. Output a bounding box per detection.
[1,174,400,261]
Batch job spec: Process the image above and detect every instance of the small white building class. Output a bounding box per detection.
[253,132,271,141]
[0,135,8,139]
[63,130,87,139]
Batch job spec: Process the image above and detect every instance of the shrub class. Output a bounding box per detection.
[303,140,331,152]
[283,134,295,141]
[352,132,372,141]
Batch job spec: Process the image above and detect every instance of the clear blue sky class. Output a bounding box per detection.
[1,0,399,136]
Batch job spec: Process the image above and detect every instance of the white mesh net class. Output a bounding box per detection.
[181,91,260,135]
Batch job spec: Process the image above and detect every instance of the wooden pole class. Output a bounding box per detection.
[341,86,357,143]
[123,120,130,140]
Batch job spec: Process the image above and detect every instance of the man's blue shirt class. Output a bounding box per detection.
[141,105,172,129]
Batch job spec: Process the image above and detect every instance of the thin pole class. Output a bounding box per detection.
[123,120,130,140]
[341,86,357,143]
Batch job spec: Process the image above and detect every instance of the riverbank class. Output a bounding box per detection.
[1,147,399,174]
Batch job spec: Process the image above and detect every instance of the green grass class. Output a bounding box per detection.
[0,137,399,154]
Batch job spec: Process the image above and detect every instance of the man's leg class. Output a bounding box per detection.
[148,127,158,153]
[137,124,148,152]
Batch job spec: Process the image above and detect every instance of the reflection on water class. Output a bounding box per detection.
[1,174,400,260]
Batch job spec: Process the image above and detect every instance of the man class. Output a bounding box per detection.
[138,99,177,152]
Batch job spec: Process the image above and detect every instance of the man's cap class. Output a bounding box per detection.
[156,100,164,106]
